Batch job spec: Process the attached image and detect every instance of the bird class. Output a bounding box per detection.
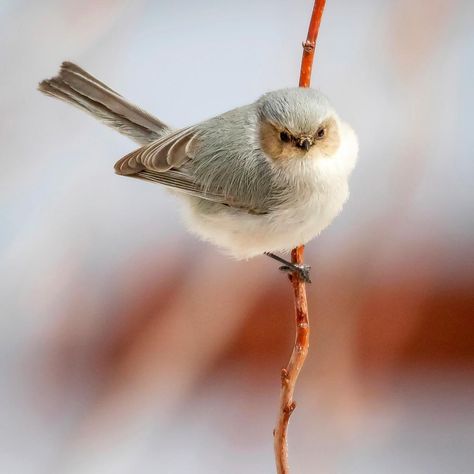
[38,62,358,282]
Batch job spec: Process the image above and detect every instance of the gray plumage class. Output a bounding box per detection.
[38,62,169,145]
[257,88,335,135]
[115,89,335,214]
[38,63,358,258]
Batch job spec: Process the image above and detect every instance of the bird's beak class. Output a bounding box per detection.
[298,139,312,151]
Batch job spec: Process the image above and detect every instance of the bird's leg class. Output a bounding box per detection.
[264,252,312,283]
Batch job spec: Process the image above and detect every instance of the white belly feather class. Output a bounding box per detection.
[181,160,350,259]
[185,182,349,259]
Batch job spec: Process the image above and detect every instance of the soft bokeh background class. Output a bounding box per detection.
[1,0,473,473]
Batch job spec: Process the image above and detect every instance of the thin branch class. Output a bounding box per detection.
[299,0,327,88]
[273,2,327,473]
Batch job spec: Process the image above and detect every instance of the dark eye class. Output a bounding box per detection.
[316,127,326,139]
[280,131,290,142]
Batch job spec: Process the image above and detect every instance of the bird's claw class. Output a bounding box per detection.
[279,264,312,283]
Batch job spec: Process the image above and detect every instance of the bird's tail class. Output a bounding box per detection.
[38,62,169,145]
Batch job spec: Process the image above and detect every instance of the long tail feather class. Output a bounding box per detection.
[38,62,169,145]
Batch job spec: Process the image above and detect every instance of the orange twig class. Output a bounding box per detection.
[299,0,327,88]
[273,2,326,473]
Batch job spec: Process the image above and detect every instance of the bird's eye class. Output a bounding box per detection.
[316,127,326,139]
[280,131,290,142]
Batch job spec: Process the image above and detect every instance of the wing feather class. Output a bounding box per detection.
[114,127,197,174]
[115,127,268,214]
[136,170,226,202]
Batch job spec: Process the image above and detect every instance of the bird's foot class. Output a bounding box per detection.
[264,252,312,283]
[278,263,312,283]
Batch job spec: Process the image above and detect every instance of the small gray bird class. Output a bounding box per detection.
[39,62,358,281]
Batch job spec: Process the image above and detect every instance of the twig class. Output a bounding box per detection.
[299,0,327,88]
[273,2,327,473]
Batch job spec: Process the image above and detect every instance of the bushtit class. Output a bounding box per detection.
[39,62,358,281]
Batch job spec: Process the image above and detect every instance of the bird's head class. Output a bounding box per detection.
[257,88,341,161]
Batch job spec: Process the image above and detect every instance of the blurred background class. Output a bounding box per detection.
[1,0,473,472]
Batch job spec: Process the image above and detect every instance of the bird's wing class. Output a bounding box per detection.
[114,127,268,213]
[114,126,198,174]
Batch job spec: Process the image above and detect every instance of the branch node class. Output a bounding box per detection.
[302,40,316,52]
[284,401,296,416]
[280,368,290,385]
